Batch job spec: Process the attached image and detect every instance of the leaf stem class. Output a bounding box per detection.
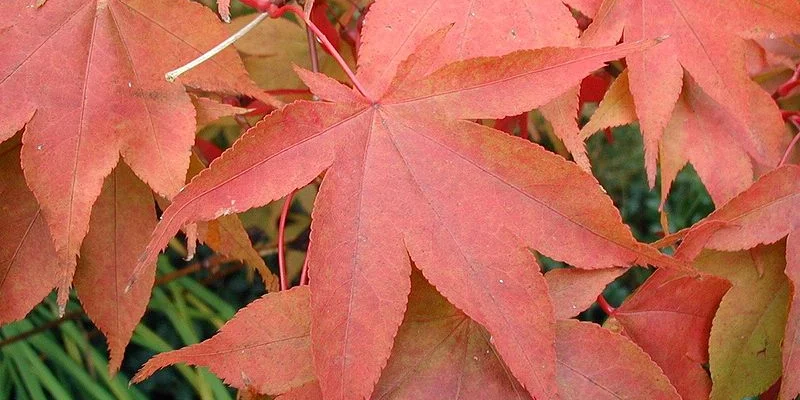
[277,190,296,291]
[268,4,373,102]
[597,294,616,316]
[297,4,320,285]
[164,12,270,82]
[306,26,321,74]
[775,63,800,98]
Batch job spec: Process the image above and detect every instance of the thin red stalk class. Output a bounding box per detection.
[776,63,800,98]
[778,117,800,167]
[277,190,296,291]
[268,4,374,102]
[781,110,800,121]
[597,294,616,316]
[297,4,321,285]
[603,127,615,144]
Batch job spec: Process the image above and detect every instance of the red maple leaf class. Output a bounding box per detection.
[132,4,684,395]
[605,268,731,399]
[676,164,800,399]
[135,268,683,399]
[580,0,799,189]
[0,0,272,307]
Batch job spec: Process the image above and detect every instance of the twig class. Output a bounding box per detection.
[297,5,321,285]
[164,13,270,82]
[0,312,82,349]
[596,295,616,316]
[0,246,276,350]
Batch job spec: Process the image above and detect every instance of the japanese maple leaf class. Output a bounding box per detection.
[0,136,60,325]
[357,0,597,170]
[581,70,782,208]
[135,268,681,399]
[1,132,158,374]
[677,164,799,399]
[133,7,684,397]
[604,268,731,399]
[135,286,316,395]
[0,0,271,306]
[581,0,800,184]
[375,270,679,400]
[73,160,158,374]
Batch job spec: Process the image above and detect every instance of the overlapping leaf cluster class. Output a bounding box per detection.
[1,0,799,399]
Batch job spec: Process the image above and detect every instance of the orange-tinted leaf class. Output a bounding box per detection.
[583,0,797,183]
[73,161,157,374]
[659,76,754,207]
[679,165,800,399]
[579,70,637,139]
[608,269,731,399]
[192,95,248,128]
[133,287,314,395]
[540,89,591,171]
[681,165,799,252]
[0,0,265,306]
[545,267,626,319]
[556,319,679,399]
[277,381,322,400]
[0,137,59,324]
[584,69,783,210]
[373,270,530,399]
[356,0,580,97]
[137,25,681,400]
[186,153,279,291]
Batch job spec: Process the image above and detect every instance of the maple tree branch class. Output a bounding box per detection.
[596,294,616,316]
[0,311,83,349]
[164,12,271,82]
[0,249,278,351]
[277,190,296,291]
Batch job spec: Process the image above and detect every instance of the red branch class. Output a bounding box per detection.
[597,294,616,316]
